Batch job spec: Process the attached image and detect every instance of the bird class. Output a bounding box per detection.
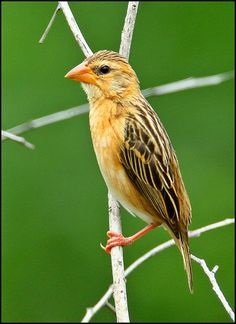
[65,50,193,293]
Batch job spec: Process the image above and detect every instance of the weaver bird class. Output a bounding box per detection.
[65,50,193,292]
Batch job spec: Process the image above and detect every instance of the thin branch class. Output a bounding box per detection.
[81,286,113,323]
[39,4,61,43]
[59,2,93,57]
[3,71,233,140]
[125,218,234,278]
[107,193,129,322]
[189,218,235,237]
[142,71,234,97]
[39,2,93,57]
[119,1,139,59]
[3,104,89,138]
[106,2,140,322]
[81,218,234,322]
[191,255,235,322]
[2,130,35,149]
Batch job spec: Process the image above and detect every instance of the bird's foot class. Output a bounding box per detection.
[101,231,133,254]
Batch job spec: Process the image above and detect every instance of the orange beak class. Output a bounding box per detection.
[65,63,96,84]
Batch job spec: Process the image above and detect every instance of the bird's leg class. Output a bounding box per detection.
[102,223,157,254]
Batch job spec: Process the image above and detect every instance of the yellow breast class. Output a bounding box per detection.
[89,99,156,224]
[89,99,125,192]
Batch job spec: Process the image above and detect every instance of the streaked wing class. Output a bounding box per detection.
[120,102,182,235]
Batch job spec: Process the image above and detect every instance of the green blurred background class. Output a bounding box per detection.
[2,1,234,322]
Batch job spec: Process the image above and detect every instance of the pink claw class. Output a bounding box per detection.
[102,231,133,254]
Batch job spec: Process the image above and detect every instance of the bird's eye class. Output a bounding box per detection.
[99,65,110,75]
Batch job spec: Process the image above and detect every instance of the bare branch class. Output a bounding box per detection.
[189,218,234,237]
[3,71,233,140]
[3,104,89,139]
[191,255,235,322]
[142,71,234,97]
[106,2,140,322]
[39,2,93,57]
[119,2,139,59]
[125,218,234,277]
[81,218,234,322]
[2,130,35,149]
[58,2,93,57]
[107,193,129,322]
[39,4,61,43]
[81,286,113,323]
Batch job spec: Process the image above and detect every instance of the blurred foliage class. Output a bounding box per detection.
[2,1,234,322]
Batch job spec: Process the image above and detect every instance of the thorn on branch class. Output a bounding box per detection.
[105,301,116,314]
[212,265,219,274]
[2,130,35,150]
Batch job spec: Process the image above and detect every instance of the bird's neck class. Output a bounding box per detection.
[82,82,141,105]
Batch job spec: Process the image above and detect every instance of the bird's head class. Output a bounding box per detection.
[65,50,140,101]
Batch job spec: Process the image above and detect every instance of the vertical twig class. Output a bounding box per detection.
[108,193,129,322]
[119,1,139,59]
[108,1,139,322]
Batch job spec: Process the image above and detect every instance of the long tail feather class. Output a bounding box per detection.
[178,233,193,293]
[164,225,193,293]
